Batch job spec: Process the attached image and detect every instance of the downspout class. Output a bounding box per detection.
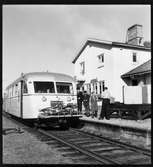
[122,85,125,104]
[20,80,23,118]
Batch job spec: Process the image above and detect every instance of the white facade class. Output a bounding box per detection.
[73,40,151,102]
[124,85,151,104]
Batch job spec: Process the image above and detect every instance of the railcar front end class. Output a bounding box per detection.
[4,72,83,128]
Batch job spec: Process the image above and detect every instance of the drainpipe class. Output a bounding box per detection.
[122,85,125,104]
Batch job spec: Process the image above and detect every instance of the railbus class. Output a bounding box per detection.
[3,72,82,128]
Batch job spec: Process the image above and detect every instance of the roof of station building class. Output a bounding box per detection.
[121,59,151,78]
[72,38,151,64]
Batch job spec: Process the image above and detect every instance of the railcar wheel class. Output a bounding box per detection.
[69,118,81,128]
[33,119,42,129]
[60,123,69,130]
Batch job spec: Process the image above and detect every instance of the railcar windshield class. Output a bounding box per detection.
[56,82,73,94]
[34,81,55,93]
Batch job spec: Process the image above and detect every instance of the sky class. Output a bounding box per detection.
[3,5,151,91]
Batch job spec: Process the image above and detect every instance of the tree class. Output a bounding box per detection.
[143,41,151,48]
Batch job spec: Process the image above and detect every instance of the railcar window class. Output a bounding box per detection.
[15,84,18,95]
[12,86,15,96]
[56,82,73,94]
[9,88,11,97]
[34,82,55,93]
[23,81,28,93]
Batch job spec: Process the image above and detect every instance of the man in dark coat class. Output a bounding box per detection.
[100,87,111,120]
[83,91,90,116]
[77,89,84,113]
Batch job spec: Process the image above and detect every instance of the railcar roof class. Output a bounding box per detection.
[6,72,74,89]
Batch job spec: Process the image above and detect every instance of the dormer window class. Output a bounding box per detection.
[80,61,85,75]
[98,53,104,63]
[133,52,137,62]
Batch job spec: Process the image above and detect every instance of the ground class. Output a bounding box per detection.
[3,115,151,164]
[2,116,74,164]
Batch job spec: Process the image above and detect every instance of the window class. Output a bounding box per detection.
[82,86,84,91]
[23,81,28,94]
[12,85,15,96]
[98,53,104,63]
[9,88,11,97]
[133,53,137,62]
[15,84,18,95]
[92,83,97,94]
[86,84,91,93]
[7,90,9,98]
[95,84,97,94]
[80,61,85,75]
[11,87,13,96]
[99,84,102,94]
[34,82,55,93]
[99,81,105,94]
[102,81,105,91]
[56,82,73,94]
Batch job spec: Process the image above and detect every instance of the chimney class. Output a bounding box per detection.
[126,24,143,46]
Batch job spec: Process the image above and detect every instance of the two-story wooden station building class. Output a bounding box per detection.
[72,25,151,103]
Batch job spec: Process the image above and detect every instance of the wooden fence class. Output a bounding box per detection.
[107,103,151,120]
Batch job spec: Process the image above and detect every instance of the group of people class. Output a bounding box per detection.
[77,87,111,120]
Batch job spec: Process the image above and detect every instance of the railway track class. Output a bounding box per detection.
[3,113,151,164]
[37,128,151,164]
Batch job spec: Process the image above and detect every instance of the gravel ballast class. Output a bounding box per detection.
[3,116,74,164]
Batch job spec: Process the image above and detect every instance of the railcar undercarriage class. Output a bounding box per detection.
[35,103,83,129]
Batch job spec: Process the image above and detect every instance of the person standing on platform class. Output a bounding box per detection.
[77,89,84,113]
[83,91,90,116]
[90,91,98,118]
[99,87,111,120]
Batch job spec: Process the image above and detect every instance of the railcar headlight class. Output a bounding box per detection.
[42,96,47,102]
[67,97,71,102]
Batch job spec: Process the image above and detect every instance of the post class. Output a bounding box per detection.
[122,85,125,104]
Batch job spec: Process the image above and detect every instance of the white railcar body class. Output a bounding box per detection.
[3,72,79,119]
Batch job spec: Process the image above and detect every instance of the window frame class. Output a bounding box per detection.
[132,52,137,62]
[98,53,104,63]
[56,82,73,94]
[23,81,28,94]
[33,81,55,94]
[80,61,85,75]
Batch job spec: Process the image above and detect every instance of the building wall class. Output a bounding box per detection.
[124,85,151,104]
[145,73,151,85]
[74,44,151,102]
[74,44,113,83]
[124,86,143,104]
[112,47,151,102]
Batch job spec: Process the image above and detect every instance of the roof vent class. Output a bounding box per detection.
[126,24,143,46]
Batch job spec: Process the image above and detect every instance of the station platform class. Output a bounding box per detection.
[79,116,151,149]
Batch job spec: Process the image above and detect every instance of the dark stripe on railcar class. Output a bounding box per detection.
[20,80,23,118]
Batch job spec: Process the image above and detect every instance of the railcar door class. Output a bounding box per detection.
[20,80,23,118]
[15,81,23,118]
[13,81,22,118]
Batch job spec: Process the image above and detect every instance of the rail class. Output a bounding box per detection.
[3,112,151,164]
